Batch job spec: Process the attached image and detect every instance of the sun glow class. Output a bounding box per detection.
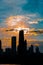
[14,27,30,34]
[0,15,43,51]
[6,15,30,26]
[5,15,30,34]
[17,27,23,31]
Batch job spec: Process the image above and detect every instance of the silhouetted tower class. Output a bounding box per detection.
[19,30,24,45]
[35,46,40,54]
[18,30,27,56]
[0,40,1,50]
[11,36,16,55]
[24,40,27,50]
[0,40,3,54]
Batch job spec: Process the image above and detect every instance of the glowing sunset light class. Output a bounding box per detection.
[0,15,43,51]
[6,15,30,27]
[14,27,30,34]
[0,0,43,54]
[5,15,31,34]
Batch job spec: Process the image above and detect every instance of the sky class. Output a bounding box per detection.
[0,0,43,28]
[0,0,43,22]
[0,0,43,52]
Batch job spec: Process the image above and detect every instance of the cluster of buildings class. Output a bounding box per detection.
[0,30,40,57]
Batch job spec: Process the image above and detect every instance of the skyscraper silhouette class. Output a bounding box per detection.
[0,40,1,50]
[0,40,3,55]
[19,30,24,45]
[11,36,16,56]
[17,30,27,56]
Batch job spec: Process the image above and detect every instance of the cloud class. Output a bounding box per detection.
[3,15,30,27]
[0,0,43,22]
[26,18,43,25]
[0,0,41,22]
[0,14,43,27]
[26,14,37,17]
[0,0,28,22]
[0,21,6,27]
[36,18,43,21]
[3,0,27,4]
[27,21,38,24]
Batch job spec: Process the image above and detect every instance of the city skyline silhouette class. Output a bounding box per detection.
[0,30,43,63]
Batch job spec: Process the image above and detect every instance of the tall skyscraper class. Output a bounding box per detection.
[18,30,27,56]
[19,30,24,45]
[11,36,16,55]
[0,40,3,54]
[0,40,2,50]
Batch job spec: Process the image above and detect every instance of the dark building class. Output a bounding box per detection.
[0,40,3,54]
[24,40,27,51]
[0,40,1,50]
[28,45,34,54]
[11,36,16,55]
[17,30,27,56]
[35,46,40,54]
[19,30,24,45]
[5,48,11,55]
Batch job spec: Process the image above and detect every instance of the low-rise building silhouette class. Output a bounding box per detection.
[35,46,40,54]
[28,45,34,54]
[5,48,12,56]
